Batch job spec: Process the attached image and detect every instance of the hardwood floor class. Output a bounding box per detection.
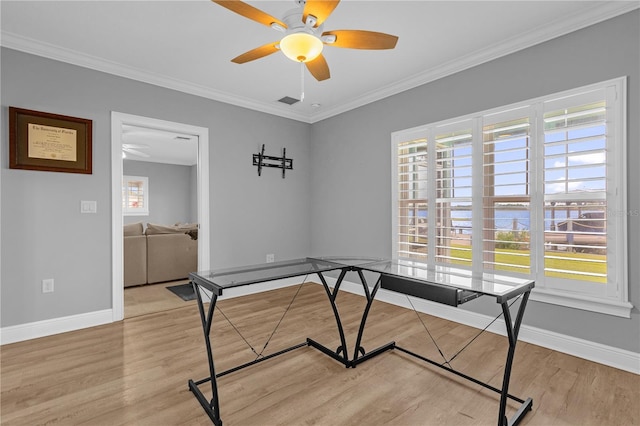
[124,280,196,318]
[2,283,638,425]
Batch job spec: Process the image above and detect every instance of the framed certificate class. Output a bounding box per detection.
[9,107,92,174]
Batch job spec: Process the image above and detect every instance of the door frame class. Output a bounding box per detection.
[111,112,210,321]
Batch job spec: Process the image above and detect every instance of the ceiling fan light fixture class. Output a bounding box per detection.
[280,32,323,63]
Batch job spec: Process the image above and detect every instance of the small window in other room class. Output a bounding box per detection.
[123,175,149,216]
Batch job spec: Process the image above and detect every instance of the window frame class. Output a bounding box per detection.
[391,77,631,318]
[122,175,149,216]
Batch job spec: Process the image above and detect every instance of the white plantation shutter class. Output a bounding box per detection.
[542,90,608,285]
[396,137,429,260]
[392,78,629,316]
[435,124,473,266]
[482,110,531,274]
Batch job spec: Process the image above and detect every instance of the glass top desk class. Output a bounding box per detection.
[189,256,379,295]
[188,257,534,426]
[360,258,534,304]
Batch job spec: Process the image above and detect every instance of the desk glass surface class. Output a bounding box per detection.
[190,257,377,295]
[361,259,534,301]
[188,256,535,426]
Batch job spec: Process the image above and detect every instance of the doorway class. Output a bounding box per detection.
[111,112,210,321]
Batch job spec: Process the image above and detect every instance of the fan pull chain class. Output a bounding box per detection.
[300,61,305,102]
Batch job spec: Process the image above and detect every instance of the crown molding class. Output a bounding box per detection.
[308,1,640,123]
[2,2,637,125]
[0,32,313,123]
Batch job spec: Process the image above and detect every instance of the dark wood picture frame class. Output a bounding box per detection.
[9,107,92,174]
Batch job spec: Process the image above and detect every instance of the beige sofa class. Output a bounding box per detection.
[124,222,198,287]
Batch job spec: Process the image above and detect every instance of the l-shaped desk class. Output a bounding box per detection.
[188,257,534,426]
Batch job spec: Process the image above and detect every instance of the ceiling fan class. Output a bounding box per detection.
[212,0,399,81]
[122,144,150,158]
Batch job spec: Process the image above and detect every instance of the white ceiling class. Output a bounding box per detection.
[3,0,637,123]
[2,0,638,161]
[121,124,199,165]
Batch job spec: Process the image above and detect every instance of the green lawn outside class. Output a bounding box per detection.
[448,246,607,283]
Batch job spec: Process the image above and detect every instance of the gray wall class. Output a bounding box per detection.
[123,160,195,226]
[1,48,311,327]
[1,11,638,354]
[309,10,640,352]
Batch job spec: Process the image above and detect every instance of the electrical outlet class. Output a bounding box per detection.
[266,253,275,263]
[42,279,54,293]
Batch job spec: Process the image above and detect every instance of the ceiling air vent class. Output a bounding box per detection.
[278,96,300,105]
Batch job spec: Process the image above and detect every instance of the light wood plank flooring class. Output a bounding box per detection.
[2,283,638,425]
[124,280,195,319]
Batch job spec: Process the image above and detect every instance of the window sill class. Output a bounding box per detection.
[123,211,149,216]
[530,288,633,318]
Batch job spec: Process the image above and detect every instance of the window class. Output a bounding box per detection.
[392,78,631,317]
[543,95,608,287]
[482,110,531,275]
[123,175,149,216]
[396,135,428,260]
[435,123,473,266]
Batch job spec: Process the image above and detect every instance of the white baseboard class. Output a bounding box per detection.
[0,278,302,346]
[0,309,113,345]
[330,277,639,375]
[2,278,638,375]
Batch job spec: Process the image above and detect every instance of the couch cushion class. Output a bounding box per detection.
[175,223,198,240]
[123,222,144,236]
[123,235,147,286]
[146,233,198,284]
[145,223,183,235]
[146,223,198,235]
[174,222,198,231]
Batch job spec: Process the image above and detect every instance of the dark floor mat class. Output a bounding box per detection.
[166,283,196,301]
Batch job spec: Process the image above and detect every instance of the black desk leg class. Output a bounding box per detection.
[307,270,351,367]
[352,276,395,367]
[497,290,533,426]
[188,281,223,426]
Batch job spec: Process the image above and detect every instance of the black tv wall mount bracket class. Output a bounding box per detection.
[253,144,293,178]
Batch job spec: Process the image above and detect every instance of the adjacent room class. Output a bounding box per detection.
[120,125,201,318]
[1,1,638,425]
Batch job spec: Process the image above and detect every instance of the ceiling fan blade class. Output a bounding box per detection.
[211,0,286,29]
[322,30,398,50]
[303,0,340,27]
[231,42,280,64]
[306,54,330,81]
[124,148,150,158]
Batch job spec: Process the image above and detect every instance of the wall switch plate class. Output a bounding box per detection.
[42,279,54,293]
[266,254,275,263]
[81,200,97,214]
